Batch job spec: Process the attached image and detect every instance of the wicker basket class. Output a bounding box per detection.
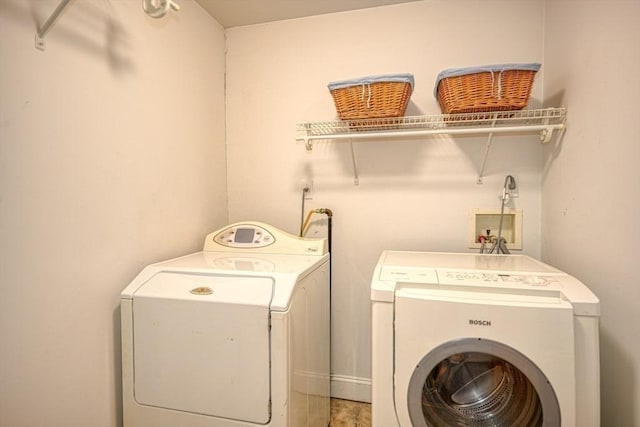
[434,64,540,114]
[328,74,414,120]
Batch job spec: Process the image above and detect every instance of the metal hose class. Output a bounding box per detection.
[496,175,516,254]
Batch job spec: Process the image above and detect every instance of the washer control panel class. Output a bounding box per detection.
[213,224,274,248]
[439,270,556,287]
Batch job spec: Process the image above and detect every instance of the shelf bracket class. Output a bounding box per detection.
[477,114,498,184]
[349,139,360,185]
[540,129,551,143]
[304,138,313,151]
[302,124,313,151]
[540,114,555,143]
[35,0,73,51]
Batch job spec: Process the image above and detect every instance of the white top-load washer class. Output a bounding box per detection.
[371,251,600,427]
[121,222,330,427]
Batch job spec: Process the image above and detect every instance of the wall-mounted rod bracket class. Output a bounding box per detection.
[35,0,73,51]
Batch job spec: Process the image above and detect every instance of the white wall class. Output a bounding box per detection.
[0,1,227,426]
[542,1,640,425]
[225,0,545,401]
[5,1,635,425]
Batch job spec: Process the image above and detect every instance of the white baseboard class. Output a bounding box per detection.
[331,374,372,403]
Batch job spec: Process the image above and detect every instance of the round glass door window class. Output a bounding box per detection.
[406,338,560,427]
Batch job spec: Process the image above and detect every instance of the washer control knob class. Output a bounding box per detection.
[524,275,546,286]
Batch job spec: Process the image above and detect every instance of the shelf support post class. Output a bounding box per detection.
[349,139,360,185]
[477,113,498,184]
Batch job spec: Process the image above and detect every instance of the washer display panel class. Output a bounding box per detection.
[407,339,560,427]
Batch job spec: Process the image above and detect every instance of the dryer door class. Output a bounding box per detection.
[132,272,273,423]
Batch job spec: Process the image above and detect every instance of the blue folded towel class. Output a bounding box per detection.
[328,73,414,91]
[433,63,541,98]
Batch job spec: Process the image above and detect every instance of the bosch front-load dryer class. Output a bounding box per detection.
[371,251,600,427]
[121,222,330,427]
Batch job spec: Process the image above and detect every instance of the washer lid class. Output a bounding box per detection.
[379,251,563,275]
[133,271,274,307]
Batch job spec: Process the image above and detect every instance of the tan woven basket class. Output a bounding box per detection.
[330,79,413,120]
[436,68,538,114]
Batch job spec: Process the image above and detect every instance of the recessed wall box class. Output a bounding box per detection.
[469,208,523,250]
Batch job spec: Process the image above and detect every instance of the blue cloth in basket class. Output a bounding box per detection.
[433,63,541,98]
[328,73,414,91]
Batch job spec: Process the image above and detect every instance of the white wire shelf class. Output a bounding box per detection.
[296,108,565,149]
[296,108,566,185]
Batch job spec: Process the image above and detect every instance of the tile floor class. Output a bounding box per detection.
[329,398,371,427]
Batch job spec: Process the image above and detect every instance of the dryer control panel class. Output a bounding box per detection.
[203,222,328,255]
[213,224,275,248]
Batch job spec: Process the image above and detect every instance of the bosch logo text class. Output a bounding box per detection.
[469,319,492,326]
